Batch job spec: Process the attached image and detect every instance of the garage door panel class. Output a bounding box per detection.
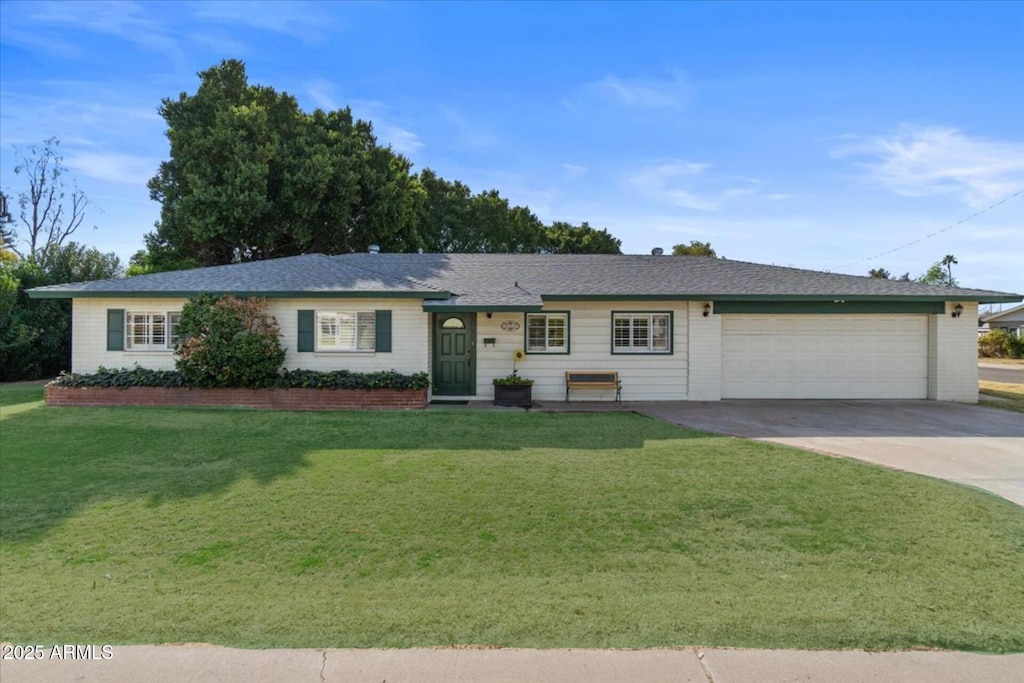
[722,315,927,399]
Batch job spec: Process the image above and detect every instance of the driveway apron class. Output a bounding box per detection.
[634,400,1024,507]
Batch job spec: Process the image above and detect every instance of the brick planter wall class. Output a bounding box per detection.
[45,385,427,411]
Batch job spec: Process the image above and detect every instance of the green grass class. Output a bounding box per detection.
[979,381,1024,413]
[1,400,1023,652]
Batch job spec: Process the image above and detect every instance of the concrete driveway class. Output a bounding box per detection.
[635,400,1024,507]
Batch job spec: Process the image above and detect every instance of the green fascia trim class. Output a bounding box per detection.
[28,290,449,300]
[542,294,694,302]
[713,300,945,314]
[422,304,544,312]
[541,293,1022,304]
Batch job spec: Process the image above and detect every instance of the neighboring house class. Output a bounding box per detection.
[28,253,1022,403]
[979,303,1024,338]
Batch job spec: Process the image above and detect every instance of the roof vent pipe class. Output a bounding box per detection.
[651,247,664,256]
[368,244,380,254]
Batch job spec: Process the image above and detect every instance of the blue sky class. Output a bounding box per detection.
[1,1,1022,294]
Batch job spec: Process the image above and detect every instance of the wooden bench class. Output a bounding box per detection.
[565,371,622,403]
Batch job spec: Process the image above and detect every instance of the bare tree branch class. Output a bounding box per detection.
[11,137,89,260]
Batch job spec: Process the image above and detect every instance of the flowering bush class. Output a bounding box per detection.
[175,294,286,388]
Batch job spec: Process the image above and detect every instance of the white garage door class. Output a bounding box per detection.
[721,315,928,399]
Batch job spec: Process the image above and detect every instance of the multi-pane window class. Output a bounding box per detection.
[612,313,671,353]
[526,313,568,353]
[126,311,180,351]
[316,312,375,351]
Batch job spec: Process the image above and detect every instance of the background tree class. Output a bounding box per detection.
[672,240,719,257]
[941,254,958,284]
[542,221,621,254]
[10,138,89,260]
[918,258,959,287]
[868,267,911,281]
[146,60,422,267]
[0,243,121,380]
[0,191,16,260]
[143,60,626,266]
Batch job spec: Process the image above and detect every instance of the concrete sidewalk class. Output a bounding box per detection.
[2,645,1022,682]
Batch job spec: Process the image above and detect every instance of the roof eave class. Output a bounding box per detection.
[27,289,451,300]
[541,293,1023,304]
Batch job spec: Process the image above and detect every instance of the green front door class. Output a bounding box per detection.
[433,313,475,395]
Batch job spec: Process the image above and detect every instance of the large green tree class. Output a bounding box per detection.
[144,61,626,264]
[146,60,422,267]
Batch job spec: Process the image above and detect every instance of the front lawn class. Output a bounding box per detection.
[1,395,1022,652]
[979,381,1024,413]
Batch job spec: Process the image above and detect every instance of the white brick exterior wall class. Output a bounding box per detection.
[928,301,979,402]
[686,301,722,400]
[72,298,189,373]
[71,297,429,376]
[70,296,982,403]
[474,302,690,401]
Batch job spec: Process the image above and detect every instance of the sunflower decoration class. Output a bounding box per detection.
[494,347,533,386]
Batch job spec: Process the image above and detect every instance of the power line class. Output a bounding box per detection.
[836,188,1024,270]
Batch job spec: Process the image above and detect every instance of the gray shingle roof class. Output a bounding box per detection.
[27,252,1022,305]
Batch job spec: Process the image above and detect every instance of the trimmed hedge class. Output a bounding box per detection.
[51,367,431,391]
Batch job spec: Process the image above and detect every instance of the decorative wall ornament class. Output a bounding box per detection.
[500,320,521,332]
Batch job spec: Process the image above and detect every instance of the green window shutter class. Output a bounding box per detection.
[297,310,315,352]
[375,310,392,352]
[107,309,125,351]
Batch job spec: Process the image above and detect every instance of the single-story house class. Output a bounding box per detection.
[28,252,1022,403]
[979,303,1024,338]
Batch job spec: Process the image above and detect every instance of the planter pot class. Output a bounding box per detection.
[493,383,533,407]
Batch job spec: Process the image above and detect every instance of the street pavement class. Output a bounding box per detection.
[979,363,1024,384]
[2,645,1022,683]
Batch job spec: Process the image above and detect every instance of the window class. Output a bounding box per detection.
[316,311,375,351]
[613,312,671,353]
[126,311,180,351]
[526,312,568,353]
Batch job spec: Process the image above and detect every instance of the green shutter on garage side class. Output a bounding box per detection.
[375,310,392,352]
[297,310,315,352]
[107,309,124,351]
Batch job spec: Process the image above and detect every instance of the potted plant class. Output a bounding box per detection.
[493,348,534,407]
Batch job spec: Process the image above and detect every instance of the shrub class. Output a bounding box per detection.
[50,367,430,391]
[277,369,431,390]
[51,366,187,388]
[175,294,285,388]
[978,329,1024,359]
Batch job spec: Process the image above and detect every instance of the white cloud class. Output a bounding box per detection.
[305,79,341,111]
[20,1,184,61]
[64,152,158,185]
[833,125,1024,208]
[438,105,496,148]
[626,161,718,211]
[190,1,335,43]
[561,163,589,179]
[378,125,423,155]
[579,71,690,109]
